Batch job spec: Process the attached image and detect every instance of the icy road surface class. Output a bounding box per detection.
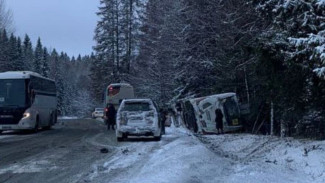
[0,118,321,183]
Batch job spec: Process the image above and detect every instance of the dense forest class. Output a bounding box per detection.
[92,0,325,138]
[1,0,324,138]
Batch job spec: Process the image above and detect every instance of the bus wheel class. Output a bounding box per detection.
[117,137,124,142]
[34,118,40,133]
[44,115,53,130]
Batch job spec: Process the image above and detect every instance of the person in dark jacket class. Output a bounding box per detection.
[160,108,167,135]
[105,103,117,130]
[215,108,224,134]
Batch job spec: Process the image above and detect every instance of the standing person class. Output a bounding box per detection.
[160,108,167,135]
[215,108,224,134]
[175,102,182,127]
[105,103,117,130]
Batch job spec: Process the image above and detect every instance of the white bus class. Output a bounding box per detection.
[0,71,57,133]
[104,83,134,109]
[179,93,242,134]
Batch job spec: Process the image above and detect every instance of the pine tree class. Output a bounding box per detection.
[7,33,18,70]
[42,47,49,77]
[33,37,43,74]
[0,29,9,72]
[14,37,24,70]
[22,34,33,70]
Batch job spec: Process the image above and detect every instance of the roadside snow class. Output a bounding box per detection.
[89,126,232,183]
[58,116,78,120]
[87,125,321,182]
[0,135,14,140]
[199,134,325,183]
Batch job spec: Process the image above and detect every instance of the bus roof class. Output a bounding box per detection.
[193,93,236,101]
[108,83,133,88]
[0,71,54,82]
[178,92,236,103]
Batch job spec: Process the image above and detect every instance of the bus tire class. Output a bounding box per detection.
[44,114,53,130]
[117,137,124,142]
[34,117,40,133]
[54,111,58,124]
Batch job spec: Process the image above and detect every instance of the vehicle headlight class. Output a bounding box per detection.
[23,112,31,119]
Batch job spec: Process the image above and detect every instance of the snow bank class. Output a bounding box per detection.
[198,134,325,183]
[58,116,78,120]
[0,135,14,140]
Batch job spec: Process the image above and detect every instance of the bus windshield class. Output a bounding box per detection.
[223,97,240,121]
[0,79,26,107]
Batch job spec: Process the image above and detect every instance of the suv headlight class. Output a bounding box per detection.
[23,112,31,119]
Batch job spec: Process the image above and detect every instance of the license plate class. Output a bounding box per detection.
[232,119,239,125]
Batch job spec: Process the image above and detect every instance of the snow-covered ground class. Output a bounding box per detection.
[198,133,325,183]
[85,122,325,183]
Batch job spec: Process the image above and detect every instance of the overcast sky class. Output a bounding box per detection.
[7,0,99,57]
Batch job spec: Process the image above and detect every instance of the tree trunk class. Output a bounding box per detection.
[244,67,250,106]
[280,119,285,138]
[127,0,133,73]
[270,101,274,136]
[115,0,120,76]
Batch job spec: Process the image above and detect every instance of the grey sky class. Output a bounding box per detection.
[7,0,99,57]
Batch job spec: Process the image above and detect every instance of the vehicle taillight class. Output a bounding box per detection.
[105,108,108,112]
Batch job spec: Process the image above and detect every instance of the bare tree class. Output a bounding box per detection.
[0,0,13,32]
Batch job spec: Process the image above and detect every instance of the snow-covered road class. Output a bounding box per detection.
[1,118,324,183]
[90,127,233,183]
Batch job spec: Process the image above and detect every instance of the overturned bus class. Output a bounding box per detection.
[179,93,242,134]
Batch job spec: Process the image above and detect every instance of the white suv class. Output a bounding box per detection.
[116,99,161,141]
